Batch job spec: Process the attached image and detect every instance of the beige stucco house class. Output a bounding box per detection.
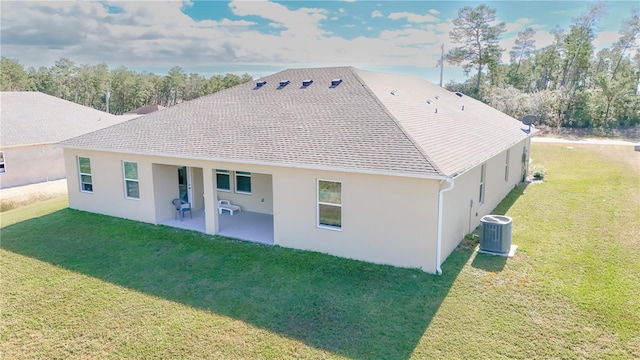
[59,67,532,274]
[0,92,137,188]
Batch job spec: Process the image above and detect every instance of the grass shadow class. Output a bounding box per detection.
[492,183,528,216]
[471,252,508,272]
[1,208,475,359]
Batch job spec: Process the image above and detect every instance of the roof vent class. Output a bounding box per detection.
[255,80,267,88]
[278,80,290,88]
[302,79,313,87]
[330,78,342,87]
[455,92,463,97]
[426,99,432,104]
[390,89,397,96]
[462,105,465,111]
[435,95,440,100]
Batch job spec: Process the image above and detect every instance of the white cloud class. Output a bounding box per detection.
[0,0,451,71]
[435,22,454,35]
[3,0,626,77]
[229,0,328,38]
[429,9,440,15]
[593,30,620,50]
[505,18,534,34]
[338,8,345,13]
[371,10,383,18]
[388,12,438,23]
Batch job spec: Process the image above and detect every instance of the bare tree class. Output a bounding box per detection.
[510,27,536,75]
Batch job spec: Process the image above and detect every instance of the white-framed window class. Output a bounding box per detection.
[0,151,5,174]
[216,169,230,191]
[235,171,251,194]
[317,179,342,230]
[479,164,486,204]
[78,156,93,192]
[505,149,511,182]
[123,161,140,199]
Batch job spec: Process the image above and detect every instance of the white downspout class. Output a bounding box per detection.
[436,177,455,275]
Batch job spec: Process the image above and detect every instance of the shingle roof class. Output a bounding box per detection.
[59,67,530,177]
[125,104,165,115]
[353,69,530,175]
[1,92,138,147]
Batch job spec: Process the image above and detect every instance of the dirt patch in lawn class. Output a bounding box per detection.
[1,180,68,212]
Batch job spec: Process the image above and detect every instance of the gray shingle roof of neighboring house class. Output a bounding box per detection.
[125,104,165,115]
[0,91,139,147]
[59,67,530,178]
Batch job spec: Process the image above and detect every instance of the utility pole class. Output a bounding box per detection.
[436,44,445,88]
[105,90,111,114]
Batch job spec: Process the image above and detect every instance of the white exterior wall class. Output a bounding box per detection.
[216,172,273,215]
[0,144,66,189]
[152,164,179,223]
[272,167,440,272]
[65,149,158,223]
[440,138,530,262]
[63,148,442,272]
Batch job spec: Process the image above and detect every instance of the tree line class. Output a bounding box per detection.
[445,3,640,128]
[0,57,252,114]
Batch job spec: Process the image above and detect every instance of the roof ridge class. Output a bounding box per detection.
[349,68,445,177]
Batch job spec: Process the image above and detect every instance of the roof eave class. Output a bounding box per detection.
[449,132,532,179]
[58,144,448,181]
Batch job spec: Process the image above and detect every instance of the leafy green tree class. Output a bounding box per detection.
[611,8,639,81]
[1,56,252,114]
[27,66,55,94]
[110,66,136,114]
[163,66,186,106]
[51,58,78,101]
[1,57,30,91]
[446,4,506,92]
[74,63,109,109]
[559,3,606,89]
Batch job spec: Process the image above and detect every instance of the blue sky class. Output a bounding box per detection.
[1,1,638,84]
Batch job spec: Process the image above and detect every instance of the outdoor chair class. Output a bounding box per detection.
[218,199,241,215]
[172,198,192,221]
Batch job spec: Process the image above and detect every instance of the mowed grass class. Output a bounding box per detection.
[413,144,640,359]
[1,143,639,359]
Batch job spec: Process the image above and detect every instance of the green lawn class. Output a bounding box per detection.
[1,143,639,359]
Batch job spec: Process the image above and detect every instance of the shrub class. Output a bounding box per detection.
[531,164,547,180]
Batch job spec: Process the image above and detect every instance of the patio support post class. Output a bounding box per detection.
[203,168,219,235]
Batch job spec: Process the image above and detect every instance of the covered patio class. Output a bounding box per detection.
[218,211,274,245]
[160,210,274,245]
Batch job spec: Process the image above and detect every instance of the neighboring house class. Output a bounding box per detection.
[125,104,165,115]
[59,67,532,274]
[0,92,138,188]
